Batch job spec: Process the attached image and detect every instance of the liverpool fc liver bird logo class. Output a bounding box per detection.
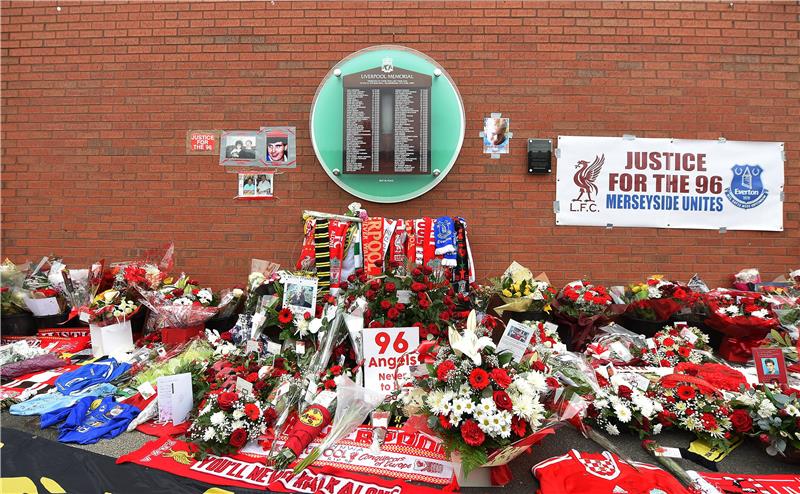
[573,154,605,202]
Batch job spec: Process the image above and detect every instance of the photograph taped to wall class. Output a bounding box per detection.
[483,117,510,154]
[259,127,297,168]
[237,172,274,200]
[220,131,259,166]
[281,275,318,315]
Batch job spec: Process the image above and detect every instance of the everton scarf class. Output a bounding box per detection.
[314,219,330,295]
[434,216,457,267]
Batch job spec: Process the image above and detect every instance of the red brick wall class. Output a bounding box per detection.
[2,1,798,289]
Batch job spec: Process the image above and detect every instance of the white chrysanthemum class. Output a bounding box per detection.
[594,399,609,410]
[605,424,620,435]
[648,287,662,299]
[682,416,700,431]
[232,420,246,431]
[210,411,225,426]
[173,297,193,306]
[199,404,211,416]
[232,409,245,420]
[478,397,497,415]
[477,415,493,434]
[463,400,475,415]
[452,398,469,418]
[509,379,533,398]
[458,383,472,397]
[785,404,800,417]
[615,405,632,423]
[751,309,769,319]
[758,400,778,418]
[203,428,216,441]
[524,371,548,394]
[498,422,511,439]
[514,398,545,427]
[652,423,663,435]
[427,390,446,415]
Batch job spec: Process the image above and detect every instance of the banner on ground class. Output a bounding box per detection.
[119,436,446,494]
[555,136,784,231]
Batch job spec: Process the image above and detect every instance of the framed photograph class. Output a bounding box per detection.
[236,172,273,200]
[258,127,297,168]
[220,131,259,166]
[282,275,318,315]
[186,130,220,155]
[483,117,510,154]
[752,347,788,384]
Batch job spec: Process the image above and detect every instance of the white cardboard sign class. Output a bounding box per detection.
[363,327,419,395]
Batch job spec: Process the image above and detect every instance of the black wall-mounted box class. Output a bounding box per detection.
[527,139,552,174]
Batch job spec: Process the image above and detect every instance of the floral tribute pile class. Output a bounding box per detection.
[2,208,800,491]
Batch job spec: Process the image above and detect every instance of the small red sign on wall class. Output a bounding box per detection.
[186,130,219,154]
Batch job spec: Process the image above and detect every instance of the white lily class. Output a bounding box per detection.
[448,310,495,366]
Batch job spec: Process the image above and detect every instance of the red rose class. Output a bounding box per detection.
[255,380,267,390]
[439,414,451,429]
[366,289,377,300]
[370,279,382,290]
[730,409,753,433]
[387,308,400,320]
[395,303,406,311]
[678,346,691,357]
[278,308,293,324]
[244,403,260,420]
[229,428,248,448]
[245,372,258,383]
[490,368,512,389]
[460,419,485,447]
[676,385,696,401]
[618,385,632,399]
[330,365,342,376]
[217,391,238,411]
[531,360,545,372]
[411,282,427,293]
[385,282,396,292]
[380,300,392,310]
[439,311,450,322]
[369,320,383,328]
[423,265,433,275]
[419,298,431,309]
[493,390,513,411]
[412,268,422,277]
[436,360,456,381]
[220,331,232,341]
[662,338,675,347]
[511,415,527,437]
[384,320,395,328]
[303,311,312,321]
[674,288,687,299]
[660,359,671,367]
[469,368,490,390]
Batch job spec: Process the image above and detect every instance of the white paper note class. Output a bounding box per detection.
[156,373,193,425]
[496,320,535,363]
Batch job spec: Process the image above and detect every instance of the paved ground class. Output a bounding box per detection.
[2,411,797,493]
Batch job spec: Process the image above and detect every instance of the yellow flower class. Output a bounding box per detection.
[513,292,521,298]
[502,289,512,297]
[523,288,531,296]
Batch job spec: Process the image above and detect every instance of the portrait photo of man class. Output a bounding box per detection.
[267,132,288,163]
[763,358,778,375]
[483,117,510,154]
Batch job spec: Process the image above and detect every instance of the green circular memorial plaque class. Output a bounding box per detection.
[310,45,465,204]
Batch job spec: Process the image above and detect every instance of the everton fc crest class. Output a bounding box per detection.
[725,164,768,209]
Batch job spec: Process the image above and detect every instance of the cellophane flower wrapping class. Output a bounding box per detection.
[705,289,779,338]
[293,375,385,473]
[136,286,218,328]
[1,259,30,315]
[584,325,647,366]
[492,263,557,315]
[132,338,214,388]
[623,276,699,322]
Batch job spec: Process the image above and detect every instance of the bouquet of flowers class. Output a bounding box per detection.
[705,289,779,362]
[640,325,712,367]
[87,289,140,327]
[1,259,30,315]
[654,374,740,451]
[410,311,555,475]
[734,384,800,460]
[623,276,698,323]
[136,276,219,331]
[733,268,761,291]
[586,372,662,438]
[189,390,276,457]
[585,327,646,366]
[492,262,557,317]
[343,263,455,340]
[554,280,617,350]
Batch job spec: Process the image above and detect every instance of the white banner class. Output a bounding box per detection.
[555,136,784,231]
